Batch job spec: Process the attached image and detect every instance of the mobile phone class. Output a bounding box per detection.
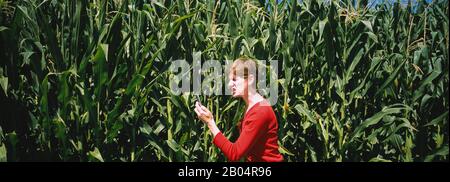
[195,95,202,106]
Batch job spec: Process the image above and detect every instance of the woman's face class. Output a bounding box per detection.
[228,72,247,98]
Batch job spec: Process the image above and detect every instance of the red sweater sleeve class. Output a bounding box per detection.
[213,110,268,161]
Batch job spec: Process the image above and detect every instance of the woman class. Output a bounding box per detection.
[194,57,283,162]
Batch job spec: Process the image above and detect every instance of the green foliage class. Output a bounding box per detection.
[0,0,448,162]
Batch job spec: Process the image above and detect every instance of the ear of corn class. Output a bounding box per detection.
[0,0,448,162]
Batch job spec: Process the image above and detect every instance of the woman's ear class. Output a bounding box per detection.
[248,74,256,89]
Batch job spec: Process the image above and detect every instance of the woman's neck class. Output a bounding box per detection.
[243,90,264,113]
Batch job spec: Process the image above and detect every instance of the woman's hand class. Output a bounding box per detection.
[194,102,220,137]
[194,101,213,125]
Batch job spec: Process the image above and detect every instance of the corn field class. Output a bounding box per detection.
[0,0,448,162]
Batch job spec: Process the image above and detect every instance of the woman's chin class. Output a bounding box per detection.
[231,93,241,98]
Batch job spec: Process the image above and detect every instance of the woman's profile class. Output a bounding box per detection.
[194,57,283,162]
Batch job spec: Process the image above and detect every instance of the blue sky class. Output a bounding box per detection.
[371,0,433,6]
[265,0,436,12]
[272,0,434,6]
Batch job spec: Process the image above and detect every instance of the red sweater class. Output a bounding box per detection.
[213,100,284,162]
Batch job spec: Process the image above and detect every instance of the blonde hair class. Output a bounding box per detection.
[230,56,257,81]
